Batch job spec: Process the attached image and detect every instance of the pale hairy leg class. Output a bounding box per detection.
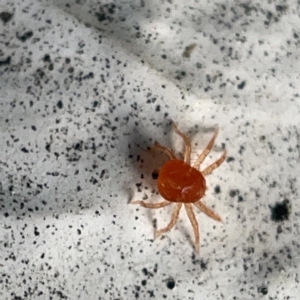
[202,150,227,176]
[193,201,223,222]
[131,200,171,209]
[185,203,200,253]
[193,129,219,169]
[172,123,191,164]
[155,203,182,239]
[150,142,177,160]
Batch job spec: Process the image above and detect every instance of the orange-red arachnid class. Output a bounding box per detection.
[131,123,227,252]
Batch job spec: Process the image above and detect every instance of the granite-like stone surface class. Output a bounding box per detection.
[1,0,299,299]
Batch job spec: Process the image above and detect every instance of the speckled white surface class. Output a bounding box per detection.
[1,1,300,299]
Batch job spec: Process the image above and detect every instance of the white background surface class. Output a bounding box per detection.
[1,0,300,299]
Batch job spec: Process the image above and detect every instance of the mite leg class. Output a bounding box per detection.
[193,129,219,169]
[202,150,226,176]
[150,142,177,160]
[131,200,171,209]
[185,203,200,253]
[193,201,223,222]
[155,203,182,239]
[172,123,191,164]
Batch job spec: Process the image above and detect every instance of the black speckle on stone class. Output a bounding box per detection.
[161,54,167,59]
[237,81,246,89]
[0,12,13,23]
[21,147,29,153]
[200,259,208,271]
[57,100,63,109]
[0,56,11,66]
[31,125,36,131]
[275,5,288,13]
[238,195,244,202]
[196,62,202,69]
[270,200,290,222]
[142,268,148,276]
[43,54,51,62]
[16,31,33,42]
[277,225,283,234]
[238,145,245,155]
[258,285,268,295]
[147,290,155,297]
[182,43,197,58]
[34,226,40,236]
[141,279,147,286]
[226,156,235,162]
[77,229,81,235]
[45,143,51,152]
[50,172,59,176]
[229,189,237,197]
[214,185,221,193]
[96,12,106,22]
[100,169,106,179]
[152,170,159,180]
[155,105,161,112]
[4,212,9,217]
[90,177,98,185]
[166,278,175,289]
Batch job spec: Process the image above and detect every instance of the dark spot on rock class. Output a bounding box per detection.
[214,185,221,193]
[142,268,148,276]
[182,43,197,58]
[141,279,147,286]
[0,56,11,66]
[152,170,159,180]
[166,278,175,289]
[43,54,51,62]
[57,100,63,109]
[155,105,161,112]
[16,31,33,42]
[0,12,13,23]
[270,200,290,222]
[229,189,237,197]
[226,156,235,162]
[237,81,246,89]
[258,285,268,295]
[96,12,106,22]
[275,5,288,13]
[34,226,40,236]
[21,147,29,153]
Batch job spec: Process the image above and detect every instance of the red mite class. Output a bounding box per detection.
[132,123,226,252]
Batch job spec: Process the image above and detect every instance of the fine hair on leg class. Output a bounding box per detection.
[172,123,191,164]
[131,200,171,209]
[150,142,177,160]
[155,203,182,239]
[193,129,219,169]
[202,150,227,176]
[185,203,200,252]
[193,201,223,222]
